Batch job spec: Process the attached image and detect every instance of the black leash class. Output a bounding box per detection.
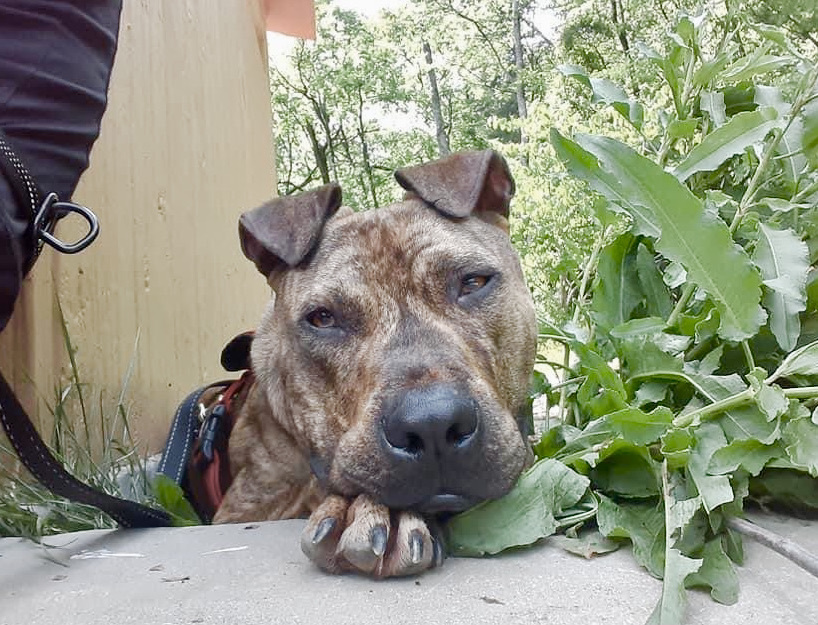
[0,131,171,528]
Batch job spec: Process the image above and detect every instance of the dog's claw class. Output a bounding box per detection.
[409,529,424,565]
[312,517,336,545]
[432,538,445,568]
[371,524,388,557]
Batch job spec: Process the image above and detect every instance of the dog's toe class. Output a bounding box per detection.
[379,511,435,577]
[301,494,443,577]
[300,494,349,573]
[336,495,391,574]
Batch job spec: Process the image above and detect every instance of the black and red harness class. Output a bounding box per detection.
[157,331,256,522]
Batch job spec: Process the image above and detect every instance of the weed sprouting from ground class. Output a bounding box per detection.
[0,301,154,538]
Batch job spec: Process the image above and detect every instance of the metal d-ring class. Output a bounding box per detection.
[33,192,100,254]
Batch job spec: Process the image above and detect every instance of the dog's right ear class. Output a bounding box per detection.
[238,183,343,277]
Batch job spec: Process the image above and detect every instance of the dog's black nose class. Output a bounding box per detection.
[381,385,479,459]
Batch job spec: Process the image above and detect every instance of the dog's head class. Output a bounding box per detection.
[239,150,537,514]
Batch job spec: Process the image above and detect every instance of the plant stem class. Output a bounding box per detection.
[672,384,818,428]
[666,283,696,329]
[673,387,754,427]
[728,517,818,579]
[550,376,587,392]
[783,386,818,400]
[558,226,611,426]
[730,62,818,233]
[741,340,756,371]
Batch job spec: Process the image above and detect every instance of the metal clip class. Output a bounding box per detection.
[33,192,99,254]
[200,404,227,463]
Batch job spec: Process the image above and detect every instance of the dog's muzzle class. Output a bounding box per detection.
[376,384,487,512]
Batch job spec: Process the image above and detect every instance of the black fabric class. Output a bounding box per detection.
[0,0,122,331]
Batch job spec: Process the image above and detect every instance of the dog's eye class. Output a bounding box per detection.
[305,308,336,329]
[459,275,489,297]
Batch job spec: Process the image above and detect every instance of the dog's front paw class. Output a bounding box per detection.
[300,494,445,578]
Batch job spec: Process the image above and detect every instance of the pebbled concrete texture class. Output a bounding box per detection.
[1,512,817,625]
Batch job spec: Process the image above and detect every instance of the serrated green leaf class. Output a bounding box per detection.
[673,107,780,181]
[782,417,818,477]
[549,531,622,558]
[607,406,674,445]
[708,440,779,476]
[661,428,693,469]
[685,372,781,443]
[592,233,643,332]
[636,243,673,319]
[685,539,740,605]
[445,459,590,556]
[700,90,727,126]
[721,54,792,83]
[591,440,661,497]
[551,130,766,342]
[573,341,627,397]
[688,422,734,512]
[636,381,669,406]
[694,53,730,88]
[533,424,581,459]
[558,65,644,129]
[755,382,789,421]
[667,118,698,139]
[753,224,809,352]
[610,317,667,338]
[550,130,659,238]
[647,548,703,625]
[755,85,809,187]
[769,338,818,381]
[597,494,665,578]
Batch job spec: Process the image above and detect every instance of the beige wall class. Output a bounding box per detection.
[0,0,275,452]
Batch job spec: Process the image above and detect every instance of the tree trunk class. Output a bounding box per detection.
[512,0,529,157]
[422,41,450,157]
[356,89,379,207]
[611,0,630,54]
[305,120,330,184]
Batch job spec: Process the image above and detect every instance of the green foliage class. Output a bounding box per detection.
[446,5,818,624]
[0,306,155,537]
[0,304,196,537]
[152,475,202,527]
[272,2,816,620]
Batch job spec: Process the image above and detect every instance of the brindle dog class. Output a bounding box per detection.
[213,150,537,578]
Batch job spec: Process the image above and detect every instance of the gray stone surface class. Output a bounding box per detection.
[2,512,817,625]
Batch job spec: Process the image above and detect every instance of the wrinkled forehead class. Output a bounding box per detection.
[306,201,506,283]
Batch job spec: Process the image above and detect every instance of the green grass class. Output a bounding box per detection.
[0,301,156,538]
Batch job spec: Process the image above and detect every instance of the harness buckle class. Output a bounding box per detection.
[199,403,227,462]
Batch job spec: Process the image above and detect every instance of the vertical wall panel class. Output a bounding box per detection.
[1,0,275,453]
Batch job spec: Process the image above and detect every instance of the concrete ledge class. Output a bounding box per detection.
[2,511,817,625]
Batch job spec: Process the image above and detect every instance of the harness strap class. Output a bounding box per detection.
[157,383,223,486]
[185,371,254,522]
[0,369,172,528]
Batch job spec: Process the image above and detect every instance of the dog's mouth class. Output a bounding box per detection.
[415,493,478,514]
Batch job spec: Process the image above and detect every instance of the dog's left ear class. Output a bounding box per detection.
[394,150,515,224]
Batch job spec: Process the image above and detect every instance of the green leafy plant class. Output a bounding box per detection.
[448,9,818,624]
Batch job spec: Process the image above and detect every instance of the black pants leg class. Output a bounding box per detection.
[0,0,123,331]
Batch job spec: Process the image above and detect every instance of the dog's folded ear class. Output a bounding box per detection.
[394,150,515,220]
[239,183,343,277]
